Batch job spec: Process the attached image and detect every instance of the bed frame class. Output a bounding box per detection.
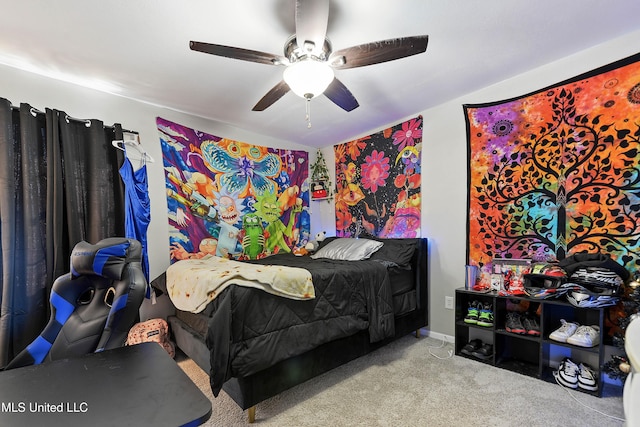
[159,238,428,423]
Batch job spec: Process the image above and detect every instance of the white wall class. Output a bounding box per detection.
[2,28,639,335]
[309,146,338,236]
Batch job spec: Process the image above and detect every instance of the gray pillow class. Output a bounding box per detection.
[368,238,418,267]
[310,238,384,261]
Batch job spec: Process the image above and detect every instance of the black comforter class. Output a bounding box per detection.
[205,254,395,396]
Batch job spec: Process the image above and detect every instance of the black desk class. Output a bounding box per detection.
[0,342,212,427]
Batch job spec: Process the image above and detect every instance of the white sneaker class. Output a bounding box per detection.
[566,325,600,348]
[549,319,579,343]
[554,358,579,389]
[578,363,598,391]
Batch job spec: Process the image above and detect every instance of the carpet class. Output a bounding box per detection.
[177,333,625,426]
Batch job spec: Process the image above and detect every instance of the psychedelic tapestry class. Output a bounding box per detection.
[334,116,422,238]
[157,117,309,262]
[465,53,640,286]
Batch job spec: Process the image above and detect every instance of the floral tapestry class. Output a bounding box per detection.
[465,53,640,286]
[157,117,309,262]
[334,116,422,237]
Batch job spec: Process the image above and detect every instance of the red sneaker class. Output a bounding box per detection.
[505,312,526,334]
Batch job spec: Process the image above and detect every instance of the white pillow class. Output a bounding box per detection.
[310,238,383,261]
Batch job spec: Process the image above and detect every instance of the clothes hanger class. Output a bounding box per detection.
[111,139,155,163]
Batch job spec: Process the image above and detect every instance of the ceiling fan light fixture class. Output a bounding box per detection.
[283,59,334,99]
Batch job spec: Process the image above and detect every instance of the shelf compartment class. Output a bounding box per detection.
[540,340,603,397]
[494,332,541,377]
[455,292,495,325]
[495,357,540,378]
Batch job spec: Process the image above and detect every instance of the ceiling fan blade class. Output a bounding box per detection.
[329,35,429,70]
[252,81,291,111]
[323,78,359,112]
[295,0,330,56]
[190,41,287,66]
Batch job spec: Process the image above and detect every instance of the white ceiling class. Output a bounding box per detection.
[1,1,638,148]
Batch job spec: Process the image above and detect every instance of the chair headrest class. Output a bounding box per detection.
[70,238,142,280]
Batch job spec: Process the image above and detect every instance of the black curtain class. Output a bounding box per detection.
[0,98,126,367]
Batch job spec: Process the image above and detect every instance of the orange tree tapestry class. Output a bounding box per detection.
[465,53,640,287]
[334,116,422,238]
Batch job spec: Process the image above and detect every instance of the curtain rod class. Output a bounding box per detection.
[9,105,137,134]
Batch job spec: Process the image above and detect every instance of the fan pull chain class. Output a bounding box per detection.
[305,95,312,128]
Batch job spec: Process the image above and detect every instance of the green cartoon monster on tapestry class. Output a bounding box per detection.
[254,189,303,254]
[239,213,265,259]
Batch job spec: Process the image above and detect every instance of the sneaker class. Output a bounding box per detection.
[566,325,600,348]
[549,319,579,343]
[464,301,480,324]
[522,315,541,336]
[578,363,598,391]
[505,312,526,334]
[554,357,579,389]
[471,343,493,360]
[477,303,494,327]
[460,338,483,356]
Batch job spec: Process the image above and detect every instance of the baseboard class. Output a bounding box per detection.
[420,328,454,344]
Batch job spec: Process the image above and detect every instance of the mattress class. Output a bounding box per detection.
[175,262,417,339]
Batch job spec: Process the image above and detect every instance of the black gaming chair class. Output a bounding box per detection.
[5,237,147,370]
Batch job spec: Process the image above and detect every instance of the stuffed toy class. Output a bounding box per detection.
[294,231,326,256]
[305,231,326,253]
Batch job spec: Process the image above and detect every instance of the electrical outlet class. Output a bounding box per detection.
[445,296,454,310]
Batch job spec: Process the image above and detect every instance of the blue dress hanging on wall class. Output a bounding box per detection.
[120,152,151,292]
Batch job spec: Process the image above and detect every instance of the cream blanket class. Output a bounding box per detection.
[166,256,315,313]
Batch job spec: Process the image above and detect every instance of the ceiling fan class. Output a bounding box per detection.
[189,0,429,116]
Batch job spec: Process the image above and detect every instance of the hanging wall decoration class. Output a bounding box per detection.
[156,117,310,262]
[465,53,640,288]
[310,149,332,200]
[334,116,422,238]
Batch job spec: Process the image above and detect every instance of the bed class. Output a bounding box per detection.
[153,237,428,422]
